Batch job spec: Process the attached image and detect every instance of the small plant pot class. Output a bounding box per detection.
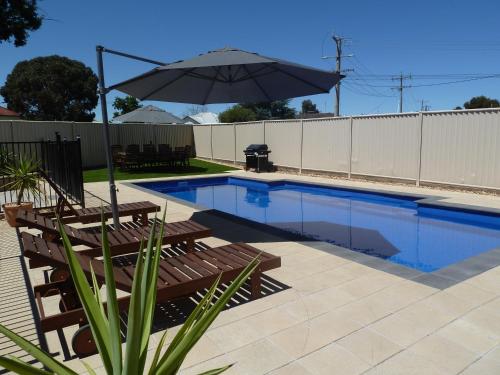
[2,202,33,227]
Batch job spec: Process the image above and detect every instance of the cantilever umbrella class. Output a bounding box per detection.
[109,47,342,104]
[97,46,342,226]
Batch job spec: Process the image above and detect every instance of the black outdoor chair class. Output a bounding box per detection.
[111,145,123,166]
[142,143,157,166]
[173,146,186,167]
[158,144,173,166]
[184,145,192,166]
[121,144,141,169]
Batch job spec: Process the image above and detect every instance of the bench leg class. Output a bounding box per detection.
[250,270,262,300]
[140,213,148,226]
[186,239,195,253]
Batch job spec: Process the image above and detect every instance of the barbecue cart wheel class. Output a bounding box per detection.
[49,267,70,282]
[59,292,80,312]
[72,325,97,357]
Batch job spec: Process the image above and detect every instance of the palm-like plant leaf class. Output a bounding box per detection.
[58,222,113,373]
[1,156,42,204]
[0,324,77,374]
[0,204,261,375]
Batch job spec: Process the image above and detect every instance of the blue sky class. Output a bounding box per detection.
[1,0,500,119]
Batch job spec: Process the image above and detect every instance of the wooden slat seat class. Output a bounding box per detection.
[22,232,134,290]
[16,210,212,260]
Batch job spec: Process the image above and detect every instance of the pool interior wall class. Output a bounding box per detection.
[135,177,500,273]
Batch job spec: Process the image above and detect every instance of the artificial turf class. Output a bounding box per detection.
[83,158,237,183]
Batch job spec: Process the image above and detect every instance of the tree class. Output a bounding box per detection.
[463,96,500,109]
[0,55,98,121]
[183,104,208,117]
[241,100,296,120]
[218,105,257,123]
[112,96,142,117]
[301,99,319,114]
[0,0,43,47]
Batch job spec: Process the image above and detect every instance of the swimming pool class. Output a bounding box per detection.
[135,177,500,272]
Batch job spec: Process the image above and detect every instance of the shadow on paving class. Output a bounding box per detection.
[189,210,400,259]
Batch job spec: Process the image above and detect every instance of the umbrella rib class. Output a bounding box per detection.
[241,65,272,102]
[201,66,222,104]
[270,65,333,93]
[187,71,227,83]
[139,68,196,100]
[233,64,273,83]
[108,68,162,92]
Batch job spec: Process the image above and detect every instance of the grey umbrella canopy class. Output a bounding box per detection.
[110,47,342,104]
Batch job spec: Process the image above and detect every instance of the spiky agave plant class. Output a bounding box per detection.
[2,155,42,204]
[0,209,260,374]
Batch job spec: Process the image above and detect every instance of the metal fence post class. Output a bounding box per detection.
[299,119,304,174]
[348,116,353,179]
[210,124,214,160]
[233,123,237,164]
[416,111,424,186]
[263,120,266,143]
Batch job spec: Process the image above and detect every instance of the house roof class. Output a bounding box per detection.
[112,105,182,124]
[0,106,20,117]
[296,112,336,119]
[183,112,219,124]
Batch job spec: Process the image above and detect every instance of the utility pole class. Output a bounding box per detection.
[322,34,352,116]
[333,35,343,116]
[392,73,412,113]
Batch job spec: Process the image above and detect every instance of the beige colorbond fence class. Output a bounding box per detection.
[193,108,500,190]
[0,121,194,168]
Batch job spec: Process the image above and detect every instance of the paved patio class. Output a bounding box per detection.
[2,170,500,374]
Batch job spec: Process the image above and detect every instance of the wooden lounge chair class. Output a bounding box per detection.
[21,232,281,357]
[38,169,160,224]
[16,210,212,260]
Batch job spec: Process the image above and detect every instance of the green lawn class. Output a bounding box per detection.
[83,158,237,183]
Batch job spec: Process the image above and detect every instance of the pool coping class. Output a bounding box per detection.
[124,174,500,290]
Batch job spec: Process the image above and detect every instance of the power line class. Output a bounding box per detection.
[344,74,500,87]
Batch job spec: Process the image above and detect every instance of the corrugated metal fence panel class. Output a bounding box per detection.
[235,122,265,162]
[193,125,212,158]
[302,117,350,172]
[11,120,74,141]
[75,123,107,168]
[0,122,13,141]
[420,110,500,188]
[351,114,420,179]
[118,123,150,147]
[150,124,193,148]
[265,120,302,168]
[212,124,235,161]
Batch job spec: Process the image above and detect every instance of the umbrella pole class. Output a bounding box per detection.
[96,45,120,228]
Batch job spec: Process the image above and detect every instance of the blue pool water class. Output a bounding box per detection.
[136,177,500,272]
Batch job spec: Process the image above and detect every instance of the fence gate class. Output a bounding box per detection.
[0,133,85,212]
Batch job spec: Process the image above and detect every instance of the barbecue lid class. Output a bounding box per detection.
[245,144,268,151]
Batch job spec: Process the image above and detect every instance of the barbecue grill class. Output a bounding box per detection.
[243,144,272,173]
